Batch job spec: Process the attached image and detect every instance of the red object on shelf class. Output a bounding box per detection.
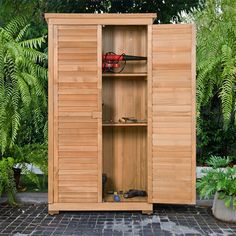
[102,52,147,73]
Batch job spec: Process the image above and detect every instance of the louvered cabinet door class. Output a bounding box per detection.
[151,24,196,204]
[49,25,102,204]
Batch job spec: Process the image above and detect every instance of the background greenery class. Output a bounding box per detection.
[179,0,236,163]
[0,0,235,197]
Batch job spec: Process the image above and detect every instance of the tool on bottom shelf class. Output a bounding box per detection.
[119,117,138,123]
[102,173,107,198]
[123,189,147,198]
[113,192,121,202]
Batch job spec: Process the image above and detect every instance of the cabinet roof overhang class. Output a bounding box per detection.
[44,13,157,25]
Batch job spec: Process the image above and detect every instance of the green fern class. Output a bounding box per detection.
[179,0,236,128]
[0,17,47,153]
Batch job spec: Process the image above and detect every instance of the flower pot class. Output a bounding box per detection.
[13,167,21,189]
[212,192,236,222]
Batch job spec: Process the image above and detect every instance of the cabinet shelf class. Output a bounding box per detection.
[103,123,147,127]
[102,73,147,77]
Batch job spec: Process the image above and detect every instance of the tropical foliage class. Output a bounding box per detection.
[197,156,236,210]
[0,0,201,26]
[0,16,47,153]
[197,110,236,164]
[179,0,236,128]
[0,157,16,205]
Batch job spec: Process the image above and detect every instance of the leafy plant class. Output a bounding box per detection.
[11,143,48,190]
[0,16,47,153]
[197,110,236,165]
[197,156,236,210]
[206,155,233,168]
[0,157,16,205]
[179,0,236,128]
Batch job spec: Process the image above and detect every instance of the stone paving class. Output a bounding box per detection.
[0,204,235,236]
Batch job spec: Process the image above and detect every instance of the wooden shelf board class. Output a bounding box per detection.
[102,73,147,77]
[104,194,147,203]
[103,123,147,127]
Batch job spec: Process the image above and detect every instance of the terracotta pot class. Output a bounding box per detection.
[212,192,236,222]
[13,167,21,189]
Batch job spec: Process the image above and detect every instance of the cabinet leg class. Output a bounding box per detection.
[48,210,59,215]
[142,210,153,215]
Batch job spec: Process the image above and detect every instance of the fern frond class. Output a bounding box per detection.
[17,74,31,107]
[4,16,27,38]
[181,0,236,129]
[0,17,47,153]
[20,36,47,49]
[15,24,30,42]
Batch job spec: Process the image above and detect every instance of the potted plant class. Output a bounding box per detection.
[197,156,236,222]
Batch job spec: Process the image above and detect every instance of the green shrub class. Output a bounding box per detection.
[197,156,236,210]
[0,157,16,205]
[0,16,47,153]
[11,143,48,190]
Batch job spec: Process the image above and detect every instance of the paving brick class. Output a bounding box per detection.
[0,204,235,235]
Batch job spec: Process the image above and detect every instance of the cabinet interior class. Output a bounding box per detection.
[102,25,148,202]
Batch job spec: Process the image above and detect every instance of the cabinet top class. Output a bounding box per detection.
[44,13,157,25]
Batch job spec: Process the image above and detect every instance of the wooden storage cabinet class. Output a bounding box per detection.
[45,14,196,214]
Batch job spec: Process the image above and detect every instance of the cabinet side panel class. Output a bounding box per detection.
[97,25,102,203]
[147,25,153,203]
[48,22,54,204]
[152,24,196,204]
[53,25,59,203]
[55,25,100,203]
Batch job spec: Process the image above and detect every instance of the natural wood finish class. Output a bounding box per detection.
[147,25,153,203]
[46,13,196,213]
[191,25,197,204]
[48,22,54,204]
[102,73,147,77]
[142,210,153,215]
[103,127,147,194]
[102,28,148,196]
[102,123,147,127]
[45,13,156,25]
[102,77,147,122]
[151,24,195,204]
[49,202,153,211]
[102,26,147,73]
[48,210,59,215]
[97,25,102,203]
[55,25,100,204]
[53,25,59,203]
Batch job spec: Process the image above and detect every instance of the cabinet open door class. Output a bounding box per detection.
[48,24,102,205]
[151,24,196,204]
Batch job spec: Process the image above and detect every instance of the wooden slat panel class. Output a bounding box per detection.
[59,94,97,101]
[59,89,98,95]
[59,163,98,170]
[59,169,98,175]
[58,100,97,107]
[58,116,94,122]
[53,25,100,204]
[58,41,97,48]
[58,175,97,181]
[59,181,97,187]
[152,24,195,204]
[58,28,97,36]
[59,128,97,134]
[59,157,97,163]
[59,151,97,158]
[58,36,97,42]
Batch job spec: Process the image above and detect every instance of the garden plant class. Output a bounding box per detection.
[0,16,47,204]
[197,155,236,221]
